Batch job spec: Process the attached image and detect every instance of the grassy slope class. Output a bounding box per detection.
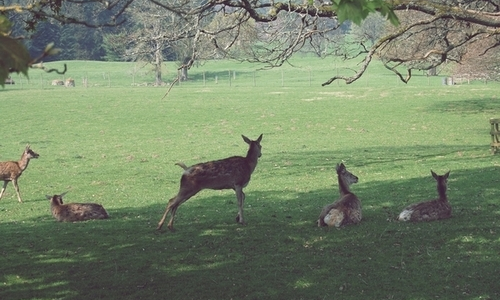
[0,59,499,300]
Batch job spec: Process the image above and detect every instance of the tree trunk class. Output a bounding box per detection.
[154,42,163,86]
[179,66,188,81]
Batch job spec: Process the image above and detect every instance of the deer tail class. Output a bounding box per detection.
[174,162,189,170]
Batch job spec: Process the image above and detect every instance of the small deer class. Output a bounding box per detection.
[47,192,109,222]
[157,134,263,231]
[398,170,451,222]
[0,145,39,203]
[318,163,361,228]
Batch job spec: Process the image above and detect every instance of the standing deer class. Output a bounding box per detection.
[317,163,361,227]
[0,145,39,203]
[398,170,451,222]
[157,134,263,231]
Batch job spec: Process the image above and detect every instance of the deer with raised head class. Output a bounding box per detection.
[0,145,39,203]
[398,170,451,222]
[317,163,361,228]
[47,192,109,222]
[157,134,263,231]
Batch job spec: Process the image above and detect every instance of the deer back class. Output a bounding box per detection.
[404,199,452,222]
[0,161,22,180]
[179,134,263,190]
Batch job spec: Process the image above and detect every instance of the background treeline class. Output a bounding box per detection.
[5,0,351,63]
[7,0,117,61]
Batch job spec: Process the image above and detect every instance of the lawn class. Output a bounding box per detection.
[1,59,499,300]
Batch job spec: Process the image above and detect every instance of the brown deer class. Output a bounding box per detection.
[47,193,109,222]
[157,134,263,231]
[0,145,39,203]
[398,170,451,222]
[317,163,361,227]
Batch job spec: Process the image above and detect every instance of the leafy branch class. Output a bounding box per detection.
[0,16,65,86]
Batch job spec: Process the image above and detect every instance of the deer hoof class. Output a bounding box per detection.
[235,215,245,224]
[235,216,246,225]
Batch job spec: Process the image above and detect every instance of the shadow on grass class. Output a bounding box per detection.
[428,97,500,115]
[1,164,499,299]
[259,143,488,179]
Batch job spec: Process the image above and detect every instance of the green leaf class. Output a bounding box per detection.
[332,0,399,26]
[0,15,12,34]
[0,36,31,87]
[336,1,366,25]
[386,9,400,26]
[377,1,400,25]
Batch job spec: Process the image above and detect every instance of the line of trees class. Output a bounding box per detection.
[2,0,500,87]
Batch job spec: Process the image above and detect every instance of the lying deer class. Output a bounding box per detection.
[157,134,263,231]
[0,145,39,203]
[47,193,109,222]
[398,171,451,222]
[318,163,361,227]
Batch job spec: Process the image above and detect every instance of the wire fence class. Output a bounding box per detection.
[3,67,487,90]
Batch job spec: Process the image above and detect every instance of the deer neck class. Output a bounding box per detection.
[338,175,351,196]
[245,145,260,172]
[17,154,31,171]
[437,181,447,201]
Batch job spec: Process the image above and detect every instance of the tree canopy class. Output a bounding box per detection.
[1,0,500,86]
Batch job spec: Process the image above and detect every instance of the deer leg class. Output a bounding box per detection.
[12,179,23,203]
[157,197,176,231]
[157,188,199,231]
[235,186,246,225]
[0,181,8,200]
[167,201,181,231]
[324,208,344,227]
[349,208,362,224]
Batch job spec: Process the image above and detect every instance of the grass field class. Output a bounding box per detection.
[1,58,499,300]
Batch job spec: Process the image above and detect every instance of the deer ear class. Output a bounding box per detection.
[431,170,438,179]
[256,134,263,142]
[242,135,251,144]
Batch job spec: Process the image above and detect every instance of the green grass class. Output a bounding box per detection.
[1,59,500,300]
